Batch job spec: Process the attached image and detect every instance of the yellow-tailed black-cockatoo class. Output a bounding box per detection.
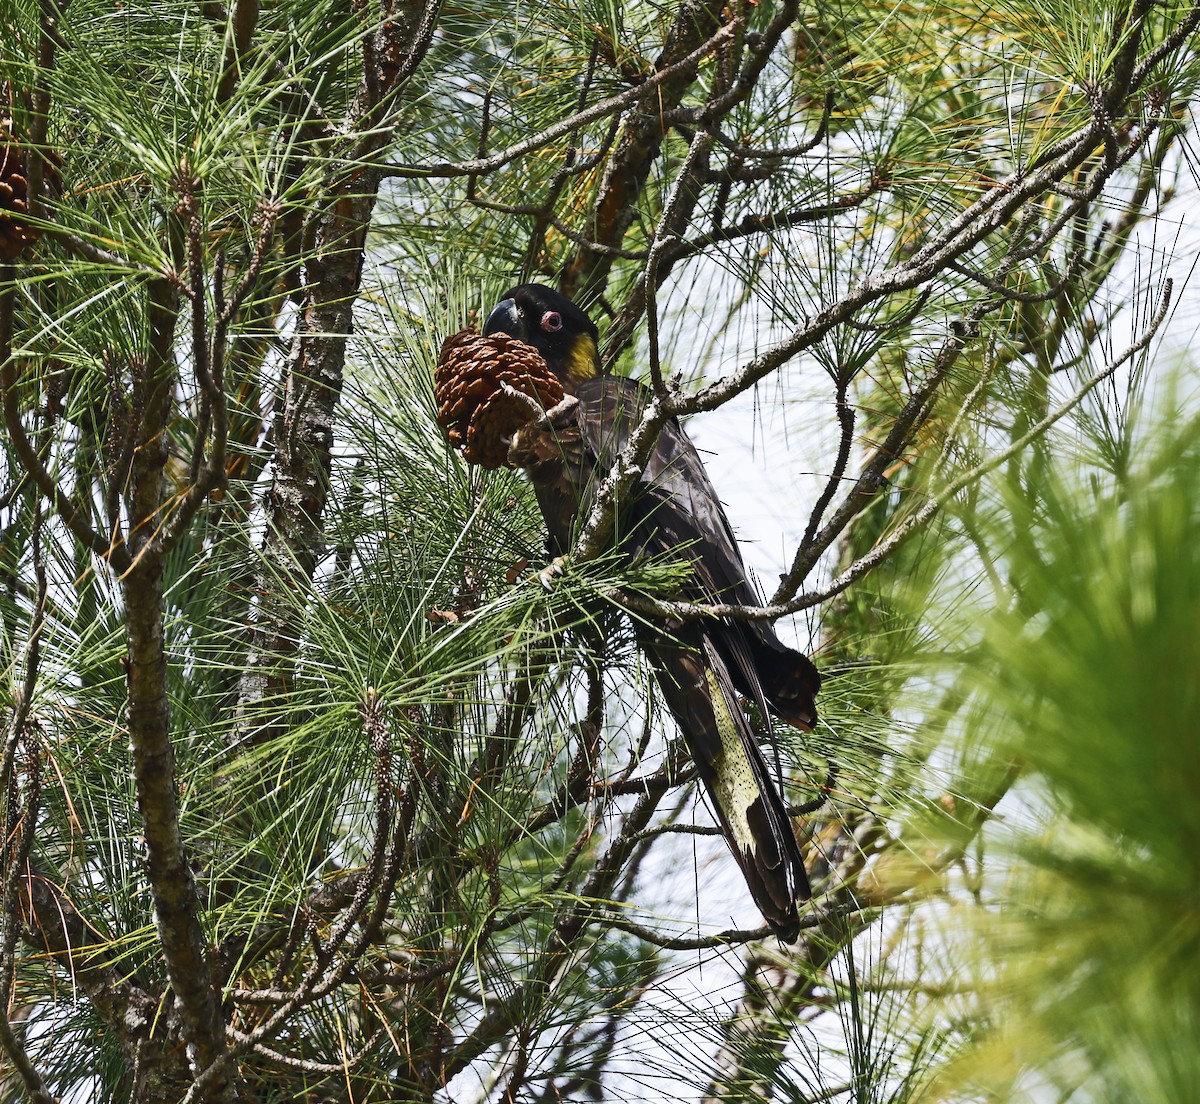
[485,283,820,940]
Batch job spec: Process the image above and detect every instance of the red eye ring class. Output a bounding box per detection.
[540,311,563,332]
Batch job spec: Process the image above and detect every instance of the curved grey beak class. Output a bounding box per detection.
[483,297,521,338]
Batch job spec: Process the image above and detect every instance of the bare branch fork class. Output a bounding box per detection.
[151,197,280,557]
[466,45,630,265]
[819,279,1174,596]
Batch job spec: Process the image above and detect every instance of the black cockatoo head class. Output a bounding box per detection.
[483,284,600,393]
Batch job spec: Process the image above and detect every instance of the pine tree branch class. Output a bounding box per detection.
[446,777,673,1078]
[20,870,182,1059]
[564,60,1168,583]
[122,263,237,1101]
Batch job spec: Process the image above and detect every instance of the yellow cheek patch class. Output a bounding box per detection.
[567,334,599,382]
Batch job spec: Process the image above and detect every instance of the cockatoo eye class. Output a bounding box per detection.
[540,311,563,332]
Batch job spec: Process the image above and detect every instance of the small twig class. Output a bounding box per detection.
[689,88,835,162]
[799,375,855,553]
[0,268,125,567]
[40,228,162,275]
[656,172,887,287]
[1128,0,1200,92]
[597,900,860,952]
[224,1025,386,1076]
[644,127,714,395]
[843,286,930,333]
[948,247,1087,304]
[932,334,1003,479]
[661,1,799,129]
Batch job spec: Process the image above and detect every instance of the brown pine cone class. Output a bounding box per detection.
[0,127,40,261]
[435,329,564,469]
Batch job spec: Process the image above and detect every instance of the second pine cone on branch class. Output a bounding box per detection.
[0,124,40,261]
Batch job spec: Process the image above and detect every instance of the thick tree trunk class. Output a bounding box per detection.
[122,276,235,1102]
